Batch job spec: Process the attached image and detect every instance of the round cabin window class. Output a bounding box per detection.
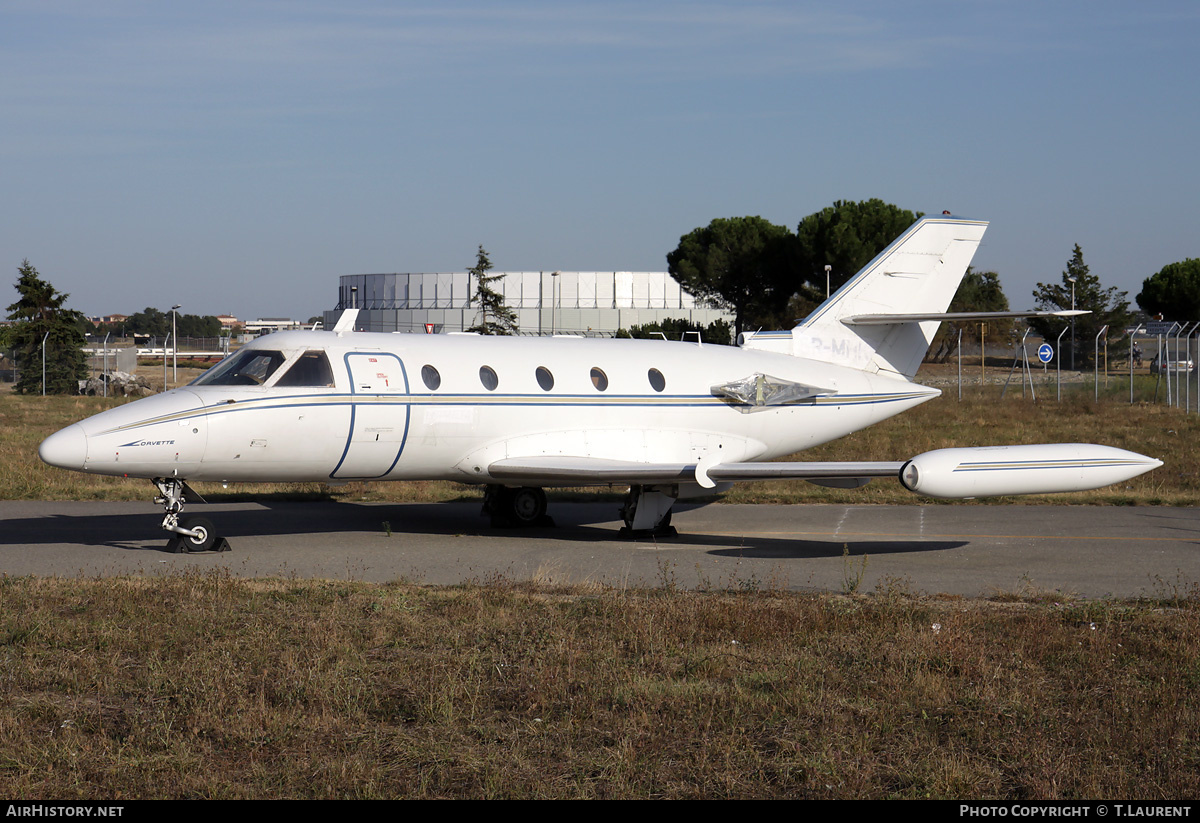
[479,366,499,391]
[590,367,608,391]
[421,365,441,390]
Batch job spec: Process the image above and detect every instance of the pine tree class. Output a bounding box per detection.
[466,245,518,335]
[1030,244,1131,369]
[6,260,88,394]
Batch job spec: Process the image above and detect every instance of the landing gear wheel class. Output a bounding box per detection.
[618,487,678,538]
[178,515,217,553]
[154,477,230,553]
[509,487,548,526]
[482,484,553,528]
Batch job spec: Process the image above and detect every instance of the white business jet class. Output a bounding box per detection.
[40,215,1161,551]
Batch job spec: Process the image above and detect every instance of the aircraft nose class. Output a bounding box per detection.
[39,424,88,471]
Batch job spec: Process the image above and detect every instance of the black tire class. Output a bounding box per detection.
[178,515,218,553]
[508,487,547,525]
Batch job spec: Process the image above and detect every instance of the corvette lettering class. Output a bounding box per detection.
[118,440,176,448]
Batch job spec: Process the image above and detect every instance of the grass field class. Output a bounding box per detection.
[0,572,1196,799]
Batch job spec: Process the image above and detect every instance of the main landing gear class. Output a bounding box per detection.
[482,483,679,537]
[154,477,230,553]
[482,485,553,528]
[619,485,678,538]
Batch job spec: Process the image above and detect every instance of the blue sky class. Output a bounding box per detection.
[3,1,1197,322]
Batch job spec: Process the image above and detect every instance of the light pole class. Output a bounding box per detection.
[171,305,181,384]
[824,264,832,300]
[1068,275,1077,371]
[551,271,560,335]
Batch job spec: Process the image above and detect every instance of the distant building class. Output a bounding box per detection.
[244,318,303,335]
[323,272,732,337]
[215,314,243,331]
[91,314,129,325]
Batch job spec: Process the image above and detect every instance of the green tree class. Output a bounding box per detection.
[616,317,733,344]
[1030,244,1131,369]
[6,260,87,394]
[1136,258,1200,320]
[666,216,793,336]
[928,268,1012,362]
[123,307,170,337]
[466,245,518,335]
[175,313,221,338]
[950,268,1009,314]
[115,307,221,339]
[794,200,923,300]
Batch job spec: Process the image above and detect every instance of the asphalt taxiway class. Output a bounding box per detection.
[1,500,1195,598]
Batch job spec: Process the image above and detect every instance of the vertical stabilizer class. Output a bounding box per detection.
[744,215,987,379]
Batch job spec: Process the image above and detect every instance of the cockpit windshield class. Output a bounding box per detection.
[191,349,287,387]
[275,351,335,387]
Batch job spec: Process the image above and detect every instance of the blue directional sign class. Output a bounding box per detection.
[1038,343,1053,363]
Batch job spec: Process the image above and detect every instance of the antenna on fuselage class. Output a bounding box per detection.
[333,308,360,336]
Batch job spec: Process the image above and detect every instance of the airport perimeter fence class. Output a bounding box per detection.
[928,324,1200,410]
[74,336,233,394]
[83,335,231,354]
[8,326,1200,412]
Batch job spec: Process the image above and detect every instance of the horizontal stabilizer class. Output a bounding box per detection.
[843,310,1090,326]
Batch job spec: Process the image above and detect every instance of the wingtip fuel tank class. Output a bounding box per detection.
[899,444,1162,499]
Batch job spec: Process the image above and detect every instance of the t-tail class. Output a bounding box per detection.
[741,215,989,380]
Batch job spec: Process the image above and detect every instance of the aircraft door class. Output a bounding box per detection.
[331,352,410,479]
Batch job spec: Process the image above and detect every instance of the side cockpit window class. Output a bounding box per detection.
[275,351,335,387]
[192,349,287,386]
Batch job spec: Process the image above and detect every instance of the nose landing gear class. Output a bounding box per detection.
[154,478,230,553]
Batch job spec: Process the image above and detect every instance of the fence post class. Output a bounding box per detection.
[40,331,49,396]
[1057,326,1069,401]
[102,332,110,398]
[957,327,962,401]
[1131,326,1142,404]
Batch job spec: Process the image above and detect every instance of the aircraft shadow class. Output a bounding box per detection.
[1115,508,1200,538]
[0,500,967,559]
[698,540,966,559]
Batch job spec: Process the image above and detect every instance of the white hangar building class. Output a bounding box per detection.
[322,271,733,338]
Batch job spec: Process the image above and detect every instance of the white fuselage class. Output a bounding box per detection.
[41,330,938,485]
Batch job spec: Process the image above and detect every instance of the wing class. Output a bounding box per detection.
[487,444,1161,498]
[487,456,904,489]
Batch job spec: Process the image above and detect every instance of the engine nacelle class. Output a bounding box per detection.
[899,444,1162,499]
